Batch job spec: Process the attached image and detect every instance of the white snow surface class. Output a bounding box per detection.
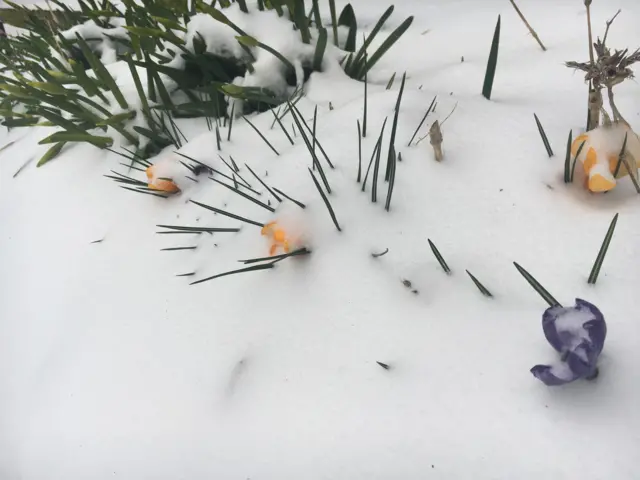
[2,0,640,479]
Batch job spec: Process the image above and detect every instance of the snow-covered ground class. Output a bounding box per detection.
[1,0,640,478]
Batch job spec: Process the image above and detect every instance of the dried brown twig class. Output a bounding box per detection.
[509,0,546,51]
[566,8,640,127]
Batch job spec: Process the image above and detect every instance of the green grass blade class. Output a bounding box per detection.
[362,118,387,191]
[272,187,306,209]
[313,27,327,71]
[357,119,362,182]
[513,262,561,307]
[384,146,396,211]
[328,0,338,46]
[563,129,573,183]
[37,141,66,167]
[243,115,280,155]
[356,15,413,80]
[308,168,341,231]
[190,199,264,227]
[428,239,451,274]
[244,163,282,202]
[570,139,586,181]
[613,132,628,178]
[210,177,276,212]
[337,3,357,52]
[385,72,406,181]
[190,263,274,285]
[407,95,436,146]
[482,15,501,100]
[587,213,619,284]
[466,270,493,297]
[534,113,553,157]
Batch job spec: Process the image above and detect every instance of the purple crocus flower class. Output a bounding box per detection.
[531,298,606,386]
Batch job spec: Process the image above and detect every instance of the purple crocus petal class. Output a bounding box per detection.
[533,299,606,386]
[531,363,581,386]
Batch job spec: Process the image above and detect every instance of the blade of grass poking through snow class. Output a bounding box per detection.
[482,15,501,100]
[245,163,282,202]
[428,239,451,274]
[357,120,362,182]
[466,270,493,297]
[362,118,387,191]
[190,263,275,286]
[120,186,168,199]
[613,133,628,178]
[570,140,586,181]
[534,113,553,157]
[308,168,341,231]
[37,141,66,167]
[408,96,436,146]
[386,72,396,90]
[161,246,198,251]
[385,72,406,181]
[313,27,327,71]
[288,103,332,193]
[328,0,338,45]
[290,103,335,168]
[312,105,318,165]
[513,262,561,307]
[362,52,368,137]
[587,213,619,284]
[356,15,414,80]
[242,116,280,155]
[190,200,265,227]
[215,123,222,150]
[563,129,573,183]
[349,6,394,75]
[338,3,357,52]
[156,225,241,233]
[240,247,311,264]
[210,177,276,212]
[227,103,235,141]
[272,187,306,208]
[270,108,294,144]
[384,146,397,211]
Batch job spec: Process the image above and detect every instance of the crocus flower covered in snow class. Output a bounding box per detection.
[531,299,607,386]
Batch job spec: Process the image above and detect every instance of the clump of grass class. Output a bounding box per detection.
[587,213,618,285]
[482,15,501,100]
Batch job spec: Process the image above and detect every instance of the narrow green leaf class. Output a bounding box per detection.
[588,213,619,284]
[309,168,341,231]
[534,113,553,157]
[190,262,274,285]
[428,239,451,274]
[466,270,493,297]
[482,15,500,100]
[513,262,561,307]
[37,141,66,167]
[564,129,573,183]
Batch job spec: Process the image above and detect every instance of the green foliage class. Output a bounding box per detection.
[0,0,414,166]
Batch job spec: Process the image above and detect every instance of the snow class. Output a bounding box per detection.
[2,0,640,479]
